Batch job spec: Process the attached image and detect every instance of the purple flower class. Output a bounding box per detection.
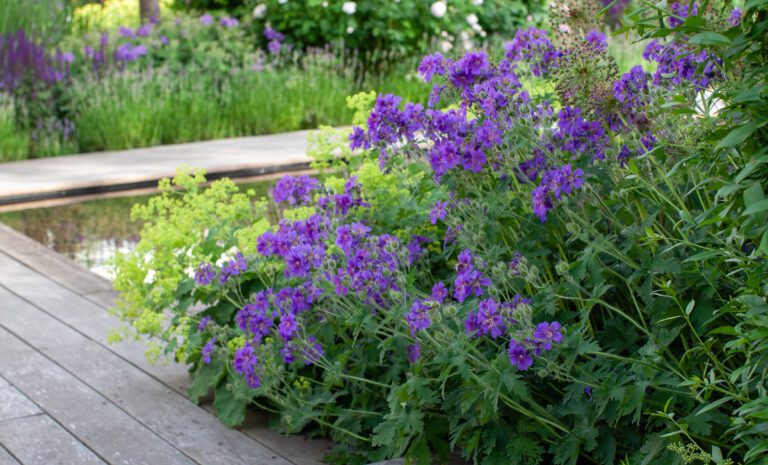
[136,24,152,37]
[584,30,607,51]
[118,26,135,38]
[220,252,247,284]
[272,175,319,205]
[278,312,298,341]
[407,343,421,363]
[199,14,213,25]
[405,300,431,335]
[448,51,489,90]
[267,40,281,54]
[418,53,446,82]
[476,298,504,338]
[202,337,216,364]
[220,17,239,28]
[264,27,285,42]
[508,340,533,371]
[60,51,75,63]
[194,262,215,286]
[281,343,295,364]
[431,282,447,304]
[198,316,213,331]
[407,236,430,265]
[504,27,561,77]
[454,269,491,303]
[728,7,742,27]
[533,321,564,350]
[668,1,698,28]
[429,200,448,225]
[234,342,259,387]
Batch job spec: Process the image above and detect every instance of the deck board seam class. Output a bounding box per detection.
[0,441,22,465]
[0,412,45,426]
[0,363,111,464]
[0,294,205,465]
[0,255,300,465]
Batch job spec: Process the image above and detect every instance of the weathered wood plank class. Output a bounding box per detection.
[0,326,197,465]
[0,252,191,394]
[0,445,21,465]
[0,415,106,465]
[0,287,294,465]
[0,377,8,389]
[242,411,332,465]
[0,223,111,296]
[0,386,42,422]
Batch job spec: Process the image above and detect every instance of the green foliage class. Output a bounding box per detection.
[110,3,768,465]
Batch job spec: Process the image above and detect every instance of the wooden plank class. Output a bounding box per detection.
[242,411,331,465]
[0,377,7,389]
[0,415,105,465]
[0,326,197,465]
[0,287,294,465]
[0,246,333,464]
[0,252,192,395]
[0,386,42,422]
[0,446,21,465]
[0,223,111,296]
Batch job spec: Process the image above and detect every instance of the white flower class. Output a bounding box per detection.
[278,0,287,4]
[473,0,483,4]
[557,24,572,34]
[694,88,726,118]
[430,1,447,18]
[342,1,356,14]
[466,13,478,25]
[346,26,355,33]
[439,39,453,52]
[322,1,328,6]
[252,3,267,18]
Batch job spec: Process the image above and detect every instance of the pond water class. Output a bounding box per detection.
[0,181,273,280]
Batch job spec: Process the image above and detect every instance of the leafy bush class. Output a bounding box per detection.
[113,1,768,465]
[243,0,544,59]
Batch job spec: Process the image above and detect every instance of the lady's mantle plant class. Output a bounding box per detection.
[113,1,768,464]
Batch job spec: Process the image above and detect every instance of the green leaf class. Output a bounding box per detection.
[551,436,580,465]
[689,32,732,46]
[696,396,732,415]
[188,358,225,404]
[716,122,760,149]
[214,382,247,427]
[742,199,768,216]
[760,230,768,255]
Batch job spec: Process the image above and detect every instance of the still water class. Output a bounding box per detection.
[0,181,273,279]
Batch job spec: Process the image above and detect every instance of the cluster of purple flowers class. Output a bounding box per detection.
[264,27,285,54]
[454,249,491,303]
[258,214,327,278]
[505,27,561,77]
[555,107,610,160]
[235,284,321,366]
[0,30,72,91]
[114,43,148,63]
[194,262,216,286]
[234,341,261,388]
[272,175,319,205]
[668,1,698,28]
[643,39,720,89]
[507,321,563,371]
[613,65,651,127]
[202,337,216,364]
[531,164,585,222]
[317,176,368,216]
[465,294,529,339]
[220,251,247,284]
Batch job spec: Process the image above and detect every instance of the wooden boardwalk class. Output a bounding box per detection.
[0,131,313,209]
[0,223,332,465]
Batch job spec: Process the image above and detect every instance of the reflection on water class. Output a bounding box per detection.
[0,181,273,280]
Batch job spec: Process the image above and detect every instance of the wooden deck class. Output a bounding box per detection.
[0,223,332,464]
[0,131,314,209]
